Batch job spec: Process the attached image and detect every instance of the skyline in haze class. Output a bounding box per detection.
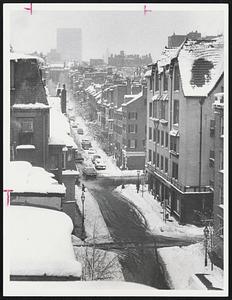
[10,8,225,62]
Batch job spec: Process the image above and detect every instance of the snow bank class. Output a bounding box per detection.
[9,206,82,277]
[6,161,65,194]
[158,242,224,290]
[16,145,35,150]
[114,184,203,238]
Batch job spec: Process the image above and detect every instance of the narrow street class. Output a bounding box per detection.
[81,177,169,289]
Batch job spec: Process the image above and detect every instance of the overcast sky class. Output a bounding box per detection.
[10,7,225,62]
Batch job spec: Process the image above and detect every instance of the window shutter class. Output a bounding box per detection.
[128,112,130,119]
[128,125,130,133]
[128,140,130,148]
[136,112,138,120]
[135,124,138,133]
[135,140,137,149]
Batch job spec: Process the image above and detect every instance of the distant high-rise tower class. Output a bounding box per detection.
[56,28,82,62]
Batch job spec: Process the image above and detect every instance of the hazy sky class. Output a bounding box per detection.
[10,7,225,61]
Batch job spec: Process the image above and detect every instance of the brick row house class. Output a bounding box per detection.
[145,36,224,225]
[10,53,81,236]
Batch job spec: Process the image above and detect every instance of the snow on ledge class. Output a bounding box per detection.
[16,145,35,150]
[62,170,80,176]
[12,103,50,109]
[9,206,82,278]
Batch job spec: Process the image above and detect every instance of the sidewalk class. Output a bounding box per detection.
[114,184,224,290]
[74,185,124,281]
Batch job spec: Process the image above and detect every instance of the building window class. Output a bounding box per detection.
[176,198,181,214]
[128,124,137,133]
[50,154,59,169]
[219,185,223,204]
[165,157,168,173]
[149,102,152,117]
[10,61,15,90]
[161,131,164,146]
[153,101,158,118]
[210,119,215,137]
[218,218,223,237]
[145,125,147,135]
[173,100,179,125]
[209,150,215,168]
[220,116,224,136]
[174,66,180,91]
[165,132,169,148]
[155,71,159,91]
[157,153,160,168]
[163,70,168,91]
[129,139,136,149]
[219,151,223,170]
[160,101,166,120]
[142,139,146,148]
[170,136,178,152]
[160,155,164,170]
[149,76,153,91]
[149,127,152,140]
[153,129,156,142]
[149,150,152,162]
[128,112,137,120]
[18,119,34,145]
[153,151,156,164]
[172,162,178,179]
[157,129,160,144]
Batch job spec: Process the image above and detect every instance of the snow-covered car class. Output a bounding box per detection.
[74,150,84,163]
[94,159,106,170]
[77,128,84,135]
[81,139,92,150]
[82,166,97,179]
[91,154,101,163]
[88,148,96,155]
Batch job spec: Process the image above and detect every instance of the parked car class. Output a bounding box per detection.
[77,128,84,135]
[82,166,97,179]
[81,139,92,150]
[88,148,96,155]
[74,150,84,163]
[92,154,101,163]
[94,159,106,170]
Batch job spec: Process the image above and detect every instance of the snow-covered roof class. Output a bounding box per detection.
[157,47,180,73]
[47,96,77,149]
[121,92,143,107]
[116,107,122,112]
[10,52,44,64]
[6,161,66,194]
[12,103,49,110]
[178,36,224,97]
[144,69,152,77]
[9,206,82,278]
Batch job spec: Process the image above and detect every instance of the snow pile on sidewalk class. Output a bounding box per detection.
[157,242,224,290]
[74,186,124,281]
[114,184,203,238]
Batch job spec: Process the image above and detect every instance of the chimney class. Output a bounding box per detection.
[61,84,67,114]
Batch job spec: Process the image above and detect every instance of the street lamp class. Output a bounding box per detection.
[204,224,210,267]
[81,191,85,240]
[137,170,140,193]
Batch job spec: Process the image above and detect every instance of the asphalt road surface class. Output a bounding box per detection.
[80,177,169,289]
